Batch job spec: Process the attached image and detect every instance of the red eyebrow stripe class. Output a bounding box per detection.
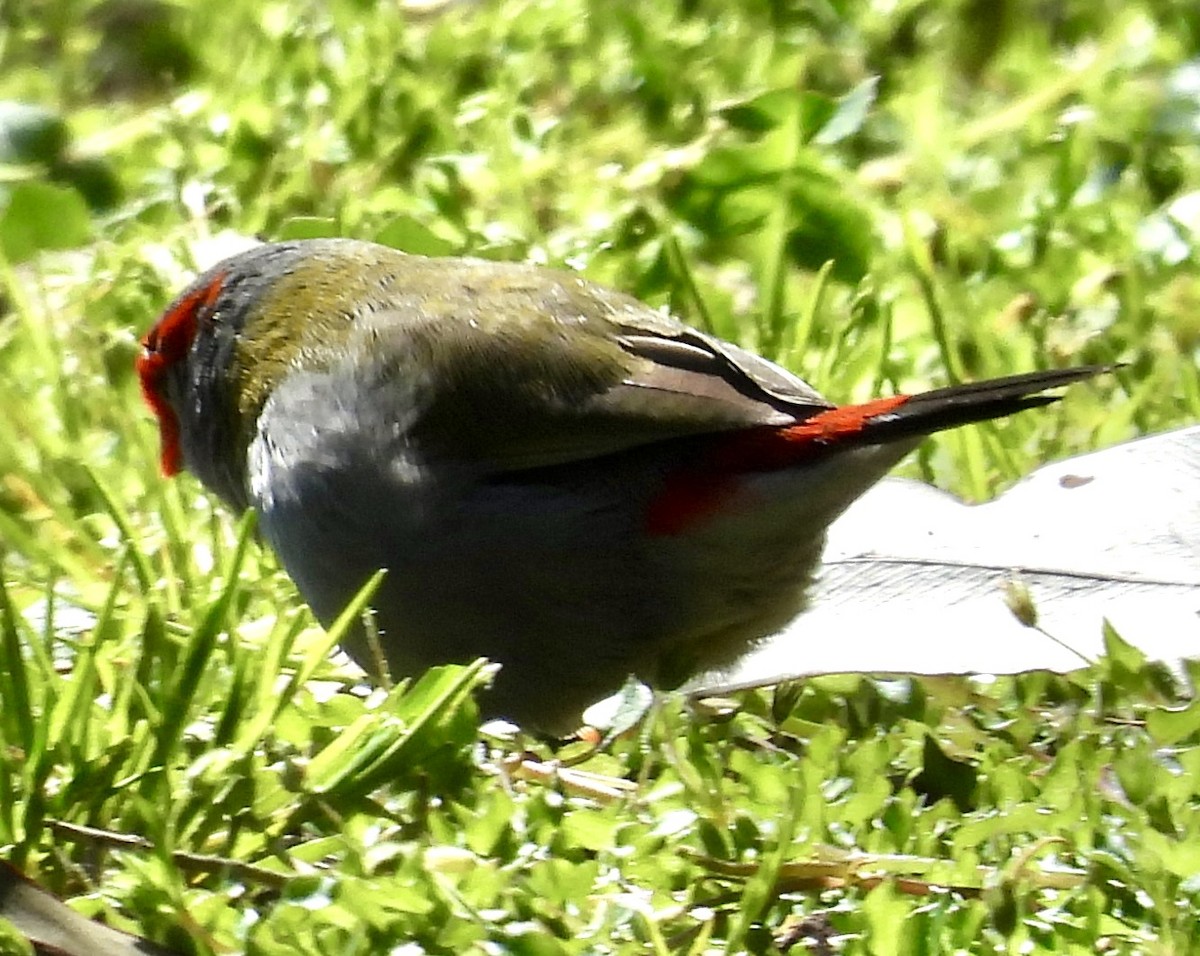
[135,272,226,476]
[141,272,225,357]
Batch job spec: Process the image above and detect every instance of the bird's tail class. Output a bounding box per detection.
[708,365,1113,473]
[643,365,1112,536]
[835,365,1112,444]
[643,364,1108,537]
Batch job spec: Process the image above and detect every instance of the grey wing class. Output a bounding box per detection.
[352,263,834,472]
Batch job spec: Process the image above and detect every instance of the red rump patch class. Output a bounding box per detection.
[136,273,225,476]
[643,394,911,536]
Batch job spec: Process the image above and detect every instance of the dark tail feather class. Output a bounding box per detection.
[861,364,1113,442]
[645,365,1112,535]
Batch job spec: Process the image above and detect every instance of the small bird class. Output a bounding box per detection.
[138,238,1105,731]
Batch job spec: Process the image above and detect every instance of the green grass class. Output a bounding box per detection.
[1,0,1199,952]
